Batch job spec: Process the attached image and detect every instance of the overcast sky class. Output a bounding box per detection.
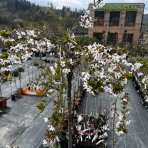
[28,0,148,13]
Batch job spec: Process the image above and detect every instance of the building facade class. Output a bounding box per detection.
[88,3,145,44]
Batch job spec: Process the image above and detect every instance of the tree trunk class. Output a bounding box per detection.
[67,72,73,148]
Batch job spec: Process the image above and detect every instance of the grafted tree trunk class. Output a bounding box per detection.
[67,71,73,148]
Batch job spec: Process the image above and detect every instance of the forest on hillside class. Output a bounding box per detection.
[0,0,84,34]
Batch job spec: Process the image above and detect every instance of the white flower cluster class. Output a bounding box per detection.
[27,38,55,53]
[60,60,65,67]
[62,68,71,74]
[142,76,148,89]
[82,72,95,95]
[112,53,122,63]
[43,139,48,146]
[48,124,55,131]
[0,29,57,75]
[22,51,32,62]
[0,59,10,66]
[82,72,91,80]
[0,65,13,72]
[9,43,33,62]
[16,30,26,39]
[79,2,106,28]
[44,117,48,123]
[121,78,128,86]
[70,33,75,39]
[50,66,56,75]
[7,54,21,64]
[137,72,144,77]
[0,35,5,42]
[15,30,40,39]
[27,38,34,45]
[10,43,26,53]
[67,42,75,49]
[35,38,55,53]
[131,63,143,71]
[115,119,131,136]
[104,85,113,94]
[115,92,130,136]
[6,145,18,148]
[26,30,39,38]
[43,124,59,147]
[69,59,73,65]
[3,29,54,55]
[81,43,131,96]
[14,30,40,39]
[4,38,15,43]
[92,2,105,9]
[80,10,93,28]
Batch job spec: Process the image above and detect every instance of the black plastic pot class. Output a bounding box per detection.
[11,94,16,101]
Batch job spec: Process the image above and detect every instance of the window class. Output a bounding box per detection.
[93,32,104,42]
[107,32,118,43]
[94,11,104,26]
[109,11,120,26]
[125,11,137,26]
[123,33,133,43]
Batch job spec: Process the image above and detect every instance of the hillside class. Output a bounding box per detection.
[143,14,148,22]
[0,0,81,33]
[142,14,148,32]
[0,0,42,28]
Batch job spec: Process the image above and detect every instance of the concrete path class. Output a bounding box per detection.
[0,95,41,147]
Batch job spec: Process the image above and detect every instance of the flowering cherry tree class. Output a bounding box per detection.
[0,29,54,100]
[39,1,143,147]
[0,1,145,148]
[41,32,138,147]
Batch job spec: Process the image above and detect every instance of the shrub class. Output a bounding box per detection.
[7,73,12,81]
[36,101,45,111]
[13,69,20,77]
[2,52,8,60]
[34,60,40,66]
[17,67,24,73]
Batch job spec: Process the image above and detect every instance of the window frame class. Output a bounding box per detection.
[124,11,137,26]
[94,11,105,26]
[109,11,120,26]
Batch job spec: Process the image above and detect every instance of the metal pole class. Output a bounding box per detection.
[32,63,33,81]
[28,66,30,84]
[67,72,73,148]
[0,77,2,97]
[19,72,21,89]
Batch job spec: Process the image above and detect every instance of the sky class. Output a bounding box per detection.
[28,0,148,13]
